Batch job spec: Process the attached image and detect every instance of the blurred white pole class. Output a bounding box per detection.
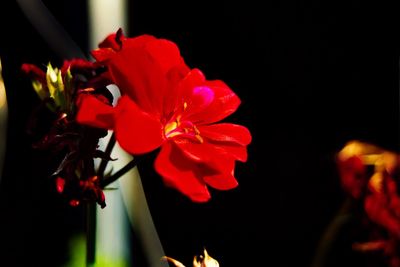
[88,1,168,266]
[88,0,127,52]
[88,1,130,265]
[0,58,7,183]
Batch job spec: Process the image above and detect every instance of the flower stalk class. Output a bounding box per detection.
[101,157,139,188]
[97,132,116,182]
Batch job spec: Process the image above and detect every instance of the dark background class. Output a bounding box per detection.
[0,0,399,266]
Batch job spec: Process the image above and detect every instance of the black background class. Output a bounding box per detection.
[0,0,399,266]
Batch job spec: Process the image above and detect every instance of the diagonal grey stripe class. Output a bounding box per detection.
[16,0,86,59]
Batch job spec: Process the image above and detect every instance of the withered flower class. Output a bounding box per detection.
[162,249,220,267]
[337,140,400,266]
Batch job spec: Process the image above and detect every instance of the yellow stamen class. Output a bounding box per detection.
[164,121,178,135]
[196,135,204,143]
[194,125,200,134]
[163,103,203,143]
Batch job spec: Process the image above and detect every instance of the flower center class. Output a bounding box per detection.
[164,103,203,143]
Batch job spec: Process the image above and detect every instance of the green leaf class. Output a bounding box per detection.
[46,63,58,100]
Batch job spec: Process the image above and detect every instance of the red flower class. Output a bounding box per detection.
[337,140,400,265]
[77,31,252,202]
[337,154,367,199]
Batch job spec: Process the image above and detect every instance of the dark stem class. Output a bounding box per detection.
[86,202,97,267]
[310,197,355,267]
[101,157,139,188]
[97,132,116,182]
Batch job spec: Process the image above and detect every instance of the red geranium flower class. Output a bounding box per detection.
[77,30,252,202]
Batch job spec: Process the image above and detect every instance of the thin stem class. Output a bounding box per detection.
[310,197,355,267]
[97,132,116,181]
[101,157,139,188]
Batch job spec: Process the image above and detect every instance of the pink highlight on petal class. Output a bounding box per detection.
[182,86,215,116]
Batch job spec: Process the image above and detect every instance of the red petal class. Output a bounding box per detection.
[21,63,46,84]
[76,94,115,129]
[61,58,97,74]
[199,154,238,190]
[114,96,163,154]
[144,38,186,77]
[199,123,252,146]
[186,79,241,124]
[337,155,367,199]
[163,68,204,116]
[155,142,211,202]
[184,86,215,116]
[105,35,188,115]
[173,139,207,162]
[180,69,206,90]
[91,48,116,62]
[178,69,206,101]
[174,138,245,169]
[162,65,191,116]
[107,46,166,114]
[365,195,400,237]
[173,140,239,190]
[203,172,238,190]
[173,138,247,163]
[100,34,157,61]
[212,143,248,162]
[55,177,65,193]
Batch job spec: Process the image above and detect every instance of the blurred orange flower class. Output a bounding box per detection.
[162,249,219,267]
